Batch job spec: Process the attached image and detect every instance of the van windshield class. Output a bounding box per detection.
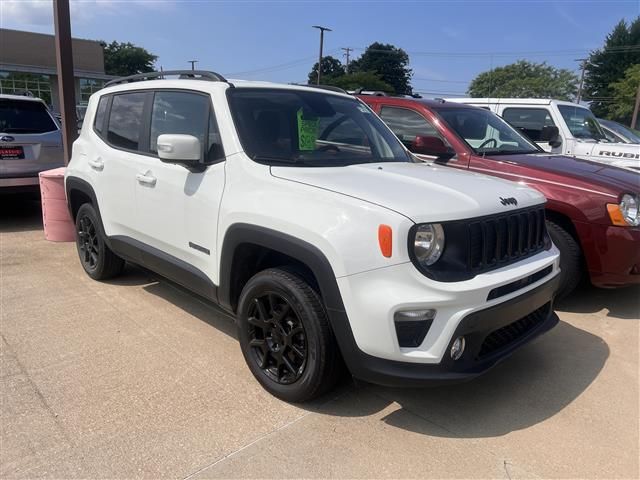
[434,107,539,155]
[557,105,607,141]
[227,88,410,166]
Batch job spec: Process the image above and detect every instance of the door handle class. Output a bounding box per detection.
[88,158,104,171]
[136,172,157,186]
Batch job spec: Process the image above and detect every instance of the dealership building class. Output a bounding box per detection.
[0,28,112,111]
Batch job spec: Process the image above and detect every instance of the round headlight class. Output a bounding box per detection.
[413,223,445,266]
[620,194,640,227]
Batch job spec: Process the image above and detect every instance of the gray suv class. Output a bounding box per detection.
[0,94,64,190]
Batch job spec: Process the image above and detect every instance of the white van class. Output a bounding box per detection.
[446,98,639,170]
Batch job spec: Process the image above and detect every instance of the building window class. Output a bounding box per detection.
[0,72,52,107]
[80,78,105,104]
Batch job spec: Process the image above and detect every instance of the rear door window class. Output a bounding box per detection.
[0,98,58,134]
[107,92,146,151]
[502,108,556,142]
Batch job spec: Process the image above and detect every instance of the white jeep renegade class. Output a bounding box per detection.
[65,71,561,402]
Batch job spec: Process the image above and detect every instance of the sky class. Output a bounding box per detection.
[1,0,639,96]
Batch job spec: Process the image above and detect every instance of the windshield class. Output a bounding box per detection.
[0,99,58,134]
[557,105,606,141]
[227,88,410,166]
[599,119,640,144]
[434,107,539,155]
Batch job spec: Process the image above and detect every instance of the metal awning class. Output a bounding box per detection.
[0,63,114,80]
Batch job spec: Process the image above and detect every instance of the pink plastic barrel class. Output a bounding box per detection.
[39,167,75,242]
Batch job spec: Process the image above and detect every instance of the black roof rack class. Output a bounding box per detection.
[104,70,229,88]
[290,83,348,94]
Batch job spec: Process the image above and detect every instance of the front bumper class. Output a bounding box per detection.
[332,273,559,387]
[575,222,640,287]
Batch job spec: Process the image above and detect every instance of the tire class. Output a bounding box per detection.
[74,203,125,280]
[546,219,583,300]
[237,267,342,402]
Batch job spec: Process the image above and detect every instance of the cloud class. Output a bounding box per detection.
[0,0,53,27]
[441,26,461,40]
[552,3,585,31]
[0,0,172,29]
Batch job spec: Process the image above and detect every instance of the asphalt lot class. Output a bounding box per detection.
[1,195,638,479]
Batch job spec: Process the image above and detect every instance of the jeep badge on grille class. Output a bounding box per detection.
[500,197,518,206]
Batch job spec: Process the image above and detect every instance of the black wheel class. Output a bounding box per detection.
[237,268,342,402]
[75,203,124,280]
[547,220,583,299]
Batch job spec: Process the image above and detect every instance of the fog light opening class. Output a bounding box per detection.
[450,336,466,360]
[394,309,436,348]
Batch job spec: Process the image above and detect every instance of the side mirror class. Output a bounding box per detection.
[411,135,455,160]
[549,135,562,149]
[542,126,562,148]
[157,134,203,170]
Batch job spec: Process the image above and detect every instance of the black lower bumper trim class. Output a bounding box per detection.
[331,274,560,387]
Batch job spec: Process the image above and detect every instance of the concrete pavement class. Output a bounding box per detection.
[1,196,638,479]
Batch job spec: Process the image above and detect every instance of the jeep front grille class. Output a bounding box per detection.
[415,206,550,282]
[468,207,547,271]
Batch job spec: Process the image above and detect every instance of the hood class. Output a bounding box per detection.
[489,153,640,194]
[271,162,544,224]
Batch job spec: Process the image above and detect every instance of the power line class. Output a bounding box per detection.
[414,90,468,96]
[352,45,640,58]
[224,51,338,77]
[576,58,588,103]
[412,76,471,84]
[313,25,332,85]
[342,47,353,74]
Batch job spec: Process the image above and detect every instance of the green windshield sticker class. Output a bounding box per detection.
[297,108,319,150]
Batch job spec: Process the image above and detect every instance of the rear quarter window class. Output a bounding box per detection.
[0,98,58,134]
[93,96,109,135]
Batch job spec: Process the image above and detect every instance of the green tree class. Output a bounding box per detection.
[307,56,345,84]
[349,43,412,94]
[584,18,640,117]
[467,60,578,100]
[608,64,640,127]
[324,71,393,92]
[100,41,157,76]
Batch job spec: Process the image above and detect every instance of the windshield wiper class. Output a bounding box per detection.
[252,154,298,165]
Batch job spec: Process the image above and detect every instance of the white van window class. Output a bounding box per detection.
[557,105,607,141]
[502,108,557,142]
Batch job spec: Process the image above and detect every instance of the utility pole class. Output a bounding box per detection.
[188,60,198,71]
[631,82,640,129]
[342,47,353,74]
[576,58,588,104]
[52,0,77,164]
[312,25,331,85]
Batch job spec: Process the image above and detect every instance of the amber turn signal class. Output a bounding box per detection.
[607,204,627,226]
[378,224,393,257]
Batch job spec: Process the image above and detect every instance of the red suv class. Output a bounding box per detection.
[359,94,640,297]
